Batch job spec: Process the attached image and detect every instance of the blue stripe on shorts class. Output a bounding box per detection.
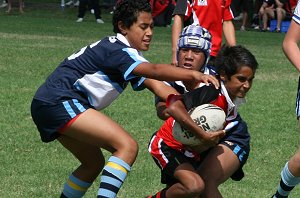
[31,98,90,142]
[63,99,87,118]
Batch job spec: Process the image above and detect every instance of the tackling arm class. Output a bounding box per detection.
[133,62,220,88]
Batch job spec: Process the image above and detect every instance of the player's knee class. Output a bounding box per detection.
[182,177,205,196]
[117,137,139,164]
[291,152,300,168]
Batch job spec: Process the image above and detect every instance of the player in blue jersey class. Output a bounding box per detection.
[30,0,221,198]
[272,1,300,197]
[148,25,258,198]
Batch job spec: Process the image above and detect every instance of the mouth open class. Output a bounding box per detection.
[182,63,193,69]
[143,39,151,45]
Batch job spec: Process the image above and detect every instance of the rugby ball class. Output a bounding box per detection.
[172,104,226,146]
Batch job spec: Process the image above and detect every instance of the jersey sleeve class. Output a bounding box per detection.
[181,85,219,111]
[104,46,148,90]
[223,0,234,21]
[110,48,148,80]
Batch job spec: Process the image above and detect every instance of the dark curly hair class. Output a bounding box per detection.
[214,45,258,79]
[112,0,152,33]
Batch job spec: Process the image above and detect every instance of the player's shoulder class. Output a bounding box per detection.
[182,84,220,110]
[196,84,219,96]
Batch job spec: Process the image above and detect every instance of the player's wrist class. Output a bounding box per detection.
[193,70,204,81]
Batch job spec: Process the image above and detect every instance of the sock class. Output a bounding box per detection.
[273,162,300,198]
[97,156,131,198]
[150,188,167,198]
[60,174,92,198]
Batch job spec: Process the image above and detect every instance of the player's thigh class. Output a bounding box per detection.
[61,108,138,153]
[197,144,240,184]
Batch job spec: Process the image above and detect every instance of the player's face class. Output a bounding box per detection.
[123,11,154,51]
[222,65,255,99]
[178,48,205,71]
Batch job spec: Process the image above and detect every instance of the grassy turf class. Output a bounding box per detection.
[1,3,300,197]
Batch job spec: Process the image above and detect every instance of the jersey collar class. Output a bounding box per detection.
[116,33,131,47]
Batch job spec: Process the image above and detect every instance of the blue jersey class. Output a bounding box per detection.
[34,33,148,110]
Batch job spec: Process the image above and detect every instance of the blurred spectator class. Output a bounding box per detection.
[150,0,175,27]
[6,0,24,13]
[251,0,264,29]
[289,0,298,13]
[76,0,104,24]
[0,0,7,8]
[260,0,293,32]
[65,0,79,6]
[231,0,254,31]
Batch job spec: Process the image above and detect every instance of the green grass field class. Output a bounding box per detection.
[1,2,300,197]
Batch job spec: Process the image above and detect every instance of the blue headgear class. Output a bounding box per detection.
[177,24,212,68]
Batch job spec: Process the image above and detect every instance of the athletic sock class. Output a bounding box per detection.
[60,174,92,198]
[97,156,131,198]
[273,162,300,198]
[150,188,167,198]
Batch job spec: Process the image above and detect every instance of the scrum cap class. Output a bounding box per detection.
[177,24,212,67]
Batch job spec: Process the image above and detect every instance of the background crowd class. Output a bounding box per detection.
[0,0,297,32]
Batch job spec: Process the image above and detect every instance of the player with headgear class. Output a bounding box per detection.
[148,24,258,198]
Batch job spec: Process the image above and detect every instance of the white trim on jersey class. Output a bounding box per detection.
[293,1,300,25]
[74,71,122,110]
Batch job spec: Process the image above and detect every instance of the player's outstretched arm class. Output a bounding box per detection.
[134,62,220,88]
[144,79,179,102]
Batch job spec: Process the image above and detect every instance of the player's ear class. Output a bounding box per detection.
[219,71,226,82]
[118,21,127,35]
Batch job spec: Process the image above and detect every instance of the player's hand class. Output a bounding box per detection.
[203,130,225,145]
[193,71,219,89]
[191,130,225,153]
[171,53,178,66]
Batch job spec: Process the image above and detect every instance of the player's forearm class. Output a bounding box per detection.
[167,100,208,139]
[138,62,200,81]
[171,15,184,65]
[223,21,236,46]
[144,79,179,101]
